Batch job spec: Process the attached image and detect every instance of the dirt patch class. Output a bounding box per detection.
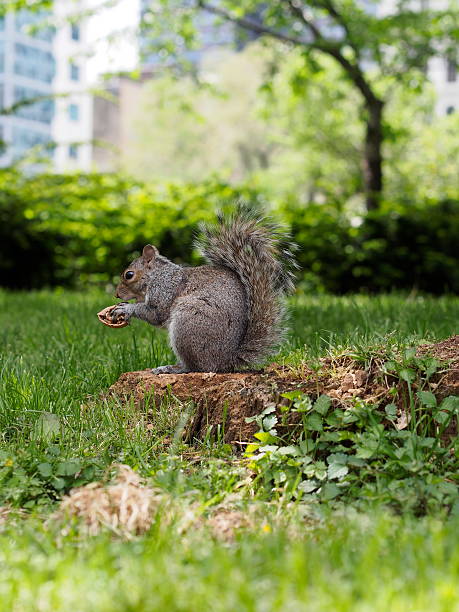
[109,336,459,444]
[417,335,459,400]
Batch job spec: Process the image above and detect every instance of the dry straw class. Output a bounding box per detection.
[59,464,158,536]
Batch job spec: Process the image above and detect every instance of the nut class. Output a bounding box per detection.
[97,305,129,329]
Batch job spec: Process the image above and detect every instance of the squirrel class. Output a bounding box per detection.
[111,207,297,374]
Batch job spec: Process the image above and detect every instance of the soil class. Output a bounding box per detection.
[109,335,459,445]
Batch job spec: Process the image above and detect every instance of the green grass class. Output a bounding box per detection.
[0,289,458,610]
[2,511,459,611]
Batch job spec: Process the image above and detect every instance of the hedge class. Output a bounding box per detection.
[0,168,457,294]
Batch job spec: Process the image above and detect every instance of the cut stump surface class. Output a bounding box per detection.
[109,335,459,444]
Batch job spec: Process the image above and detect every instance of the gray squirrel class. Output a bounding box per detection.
[111,208,297,374]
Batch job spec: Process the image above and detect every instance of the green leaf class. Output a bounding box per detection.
[327,453,349,465]
[55,460,81,477]
[37,462,53,478]
[327,463,349,480]
[298,479,319,494]
[384,360,397,372]
[384,403,398,419]
[423,358,440,377]
[281,390,304,401]
[399,368,416,383]
[313,394,332,416]
[434,410,450,425]
[53,477,66,490]
[320,482,341,501]
[416,391,437,408]
[304,412,323,431]
[254,431,278,444]
[277,445,300,456]
[440,396,459,413]
[262,415,278,431]
[314,461,327,481]
[299,439,315,453]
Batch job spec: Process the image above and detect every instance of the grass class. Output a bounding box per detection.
[0,289,459,610]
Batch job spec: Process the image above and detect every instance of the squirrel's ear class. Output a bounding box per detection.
[142,244,158,263]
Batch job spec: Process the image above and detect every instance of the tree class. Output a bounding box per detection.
[0,1,51,16]
[121,46,274,182]
[143,0,458,210]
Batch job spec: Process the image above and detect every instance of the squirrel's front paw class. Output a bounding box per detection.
[111,303,132,323]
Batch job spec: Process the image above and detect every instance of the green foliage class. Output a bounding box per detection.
[4,512,459,611]
[0,445,101,509]
[1,290,459,607]
[2,290,458,510]
[0,169,263,288]
[246,357,459,514]
[124,45,272,183]
[143,0,459,208]
[283,198,459,294]
[1,165,458,293]
[0,1,52,16]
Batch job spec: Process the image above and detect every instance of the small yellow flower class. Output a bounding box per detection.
[261,523,271,533]
[5,459,13,467]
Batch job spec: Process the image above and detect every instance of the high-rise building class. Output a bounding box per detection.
[52,0,92,171]
[0,10,56,166]
[0,3,92,170]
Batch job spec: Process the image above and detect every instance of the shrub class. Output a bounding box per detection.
[282,199,459,294]
[0,169,264,288]
[0,167,457,294]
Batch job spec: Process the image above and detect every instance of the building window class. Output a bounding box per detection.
[68,103,79,121]
[14,43,56,83]
[71,24,80,41]
[15,10,55,42]
[14,85,55,124]
[12,125,52,159]
[446,106,455,115]
[447,59,457,83]
[68,144,78,159]
[70,63,80,81]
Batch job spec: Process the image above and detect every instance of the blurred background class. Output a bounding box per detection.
[0,0,458,294]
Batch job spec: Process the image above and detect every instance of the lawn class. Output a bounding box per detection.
[1,290,459,611]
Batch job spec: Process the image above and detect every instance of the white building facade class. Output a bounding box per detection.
[0,10,56,166]
[52,1,93,171]
[0,2,92,170]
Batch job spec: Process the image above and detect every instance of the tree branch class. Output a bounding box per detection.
[316,0,359,56]
[197,1,308,47]
[198,0,381,107]
[283,0,324,42]
[283,0,378,105]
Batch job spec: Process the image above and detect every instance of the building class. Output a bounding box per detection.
[92,75,144,171]
[52,0,92,171]
[0,10,56,166]
[428,56,458,116]
[0,3,92,170]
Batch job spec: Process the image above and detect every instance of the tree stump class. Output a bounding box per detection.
[109,336,459,444]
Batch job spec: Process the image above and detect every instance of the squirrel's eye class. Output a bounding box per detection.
[125,271,135,280]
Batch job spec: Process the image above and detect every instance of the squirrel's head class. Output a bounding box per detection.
[115,244,158,302]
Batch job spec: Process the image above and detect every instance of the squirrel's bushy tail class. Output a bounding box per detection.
[195,206,297,368]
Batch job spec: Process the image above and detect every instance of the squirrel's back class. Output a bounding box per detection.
[195,207,297,368]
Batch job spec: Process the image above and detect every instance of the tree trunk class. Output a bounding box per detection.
[363,99,384,211]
